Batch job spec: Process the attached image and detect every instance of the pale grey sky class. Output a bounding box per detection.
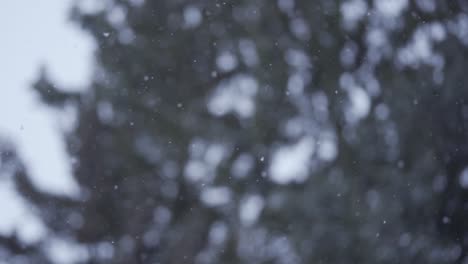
[0,2,95,260]
[0,0,94,196]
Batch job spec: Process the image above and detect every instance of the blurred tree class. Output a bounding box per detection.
[2,0,468,263]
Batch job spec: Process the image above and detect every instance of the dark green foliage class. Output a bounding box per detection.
[2,0,468,263]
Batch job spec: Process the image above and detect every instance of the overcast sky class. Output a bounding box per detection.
[0,0,93,195]
[0,2,99,260]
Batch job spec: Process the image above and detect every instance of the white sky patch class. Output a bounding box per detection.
[208,74,258,119]
[239,194,264,226]
[118,27,136,45]
[278,0,295,13]
[185,141,227,182]
[97,101,115,124]
[397,24,447,71]
[366,28,387,48]
[340,41,358,67]
[448,14,468,46]
[107,5,127,27]
[204,143,227,168]
[415,0,436,13]
[346,86,371,123]
[184,160,208,182]
[406,30,431,61]
[209,221,228,245]
[46,238,89,264]
[269,137,315,184]
[76,0,106,14]
[430,22,446,42]
[0,1,93,196]
[96,241,115,259]
[317,133,337,162]
[189,138,207,158]
[184,6,202,28]
[459,167,468,188]
[0,179,47,244]
[311,91,329,118]
[239,39,259,67]
[201,187,232,207]
[285,49,311,70]
[287,74,305,95]
[216,51,238,72]
[341,0,368,30]
[374,0,408,18]
[283,117,305,139]
[231,153,255,179]
[290,18,310,40]
[375,103,390,120]
[129,0,145,7]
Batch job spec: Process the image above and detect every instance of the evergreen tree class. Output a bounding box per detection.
[2,0,468,263]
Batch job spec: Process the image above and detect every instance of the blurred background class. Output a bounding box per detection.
[2,0,468,263]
